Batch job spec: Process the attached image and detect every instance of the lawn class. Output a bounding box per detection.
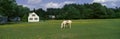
[0,19,120,39]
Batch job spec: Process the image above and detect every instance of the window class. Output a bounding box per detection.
[32,14,35,16]
[34,18,38,20]
[29,18,33,20]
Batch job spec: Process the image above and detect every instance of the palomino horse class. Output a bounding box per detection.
[61,20,72,29]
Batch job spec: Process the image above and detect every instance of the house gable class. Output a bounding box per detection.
[28,12,39,22]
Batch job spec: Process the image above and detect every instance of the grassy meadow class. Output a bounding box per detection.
[0,19,120,39]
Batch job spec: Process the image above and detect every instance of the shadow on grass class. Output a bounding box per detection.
[0,22,23,26]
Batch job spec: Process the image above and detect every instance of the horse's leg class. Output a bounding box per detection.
[66,23,69,28]
[69,23,71,29]
[61,24,64,29]
[63,24,66,28]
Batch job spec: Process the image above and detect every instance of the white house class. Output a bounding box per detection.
[28,12,39,22]
[49,15,56,19]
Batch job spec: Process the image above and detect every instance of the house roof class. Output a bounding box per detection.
[28,12,39,18]
[29,12,36,14]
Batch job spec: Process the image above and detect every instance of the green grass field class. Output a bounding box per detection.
[0,19,120,39]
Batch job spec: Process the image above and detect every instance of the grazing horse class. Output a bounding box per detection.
[61,20,72,29]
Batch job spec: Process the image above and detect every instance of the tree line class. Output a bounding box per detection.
[34,3,120,20]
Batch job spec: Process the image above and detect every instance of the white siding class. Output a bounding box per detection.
[28,12,39,22]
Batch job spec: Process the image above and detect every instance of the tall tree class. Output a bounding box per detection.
[0,0,30,21]
[0,0,16,16]
[62,4,80,19]
[35,8,46,20]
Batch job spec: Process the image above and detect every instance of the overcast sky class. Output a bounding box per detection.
[16,0,120,10]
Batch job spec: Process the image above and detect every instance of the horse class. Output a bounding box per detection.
[61,20,72,29]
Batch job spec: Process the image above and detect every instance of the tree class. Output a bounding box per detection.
[18,5,30,21]
[62,4,80,19]
[88,3,107,19]
[0,0,16,16]
[35,8,46,20]
[106,8,115,18]
[0,0,30,22]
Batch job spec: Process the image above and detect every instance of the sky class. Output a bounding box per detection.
[16,0,120,10]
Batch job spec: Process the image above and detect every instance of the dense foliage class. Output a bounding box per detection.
[35,3,120,20]
[0,0,30,21]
